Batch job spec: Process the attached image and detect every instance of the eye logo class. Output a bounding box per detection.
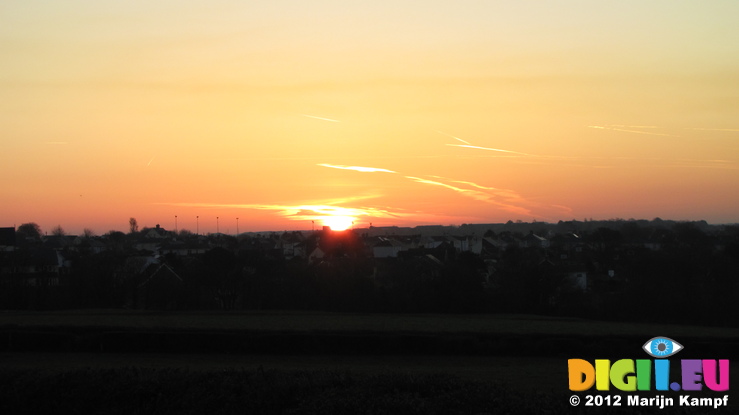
[642,337,683,358]
[570,337,729,393]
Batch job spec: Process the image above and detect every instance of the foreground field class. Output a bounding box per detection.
[1,311,737,414]
[2,366,734,415]
[3,310,738,358]
[1,352,561,392]
[3,310,739,338]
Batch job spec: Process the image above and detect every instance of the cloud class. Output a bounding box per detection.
[446,144,531,156]
[438,130,531,156]
[428,176,524,199]
[687,127,739,132]
[608,125,659,129]
[159,197,414,225]
[588,125,679,137]
[405,176,535,217]
[317,163,396,173]
[301,114,340,122]
[551,204,574,215]
[405,176,484,198]
[436,130,471,145]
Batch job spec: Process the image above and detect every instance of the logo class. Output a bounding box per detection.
[568,337,729,392]
[642,336,683,358]
[567,337,730,409]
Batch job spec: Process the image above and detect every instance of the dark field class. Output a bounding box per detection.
[4,310,739,336]
[1,311,736,414]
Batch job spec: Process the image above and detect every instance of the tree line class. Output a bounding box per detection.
[2,220,738,326]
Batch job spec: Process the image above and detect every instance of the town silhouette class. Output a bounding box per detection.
[3,219,739,413]
[2,218,738,325]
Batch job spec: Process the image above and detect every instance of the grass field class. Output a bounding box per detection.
[1,311,736,413]
[0,352,563,392]
[1,363,733,414]
[3,310,739,338]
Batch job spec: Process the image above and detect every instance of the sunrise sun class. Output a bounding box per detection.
[321,216,355,231]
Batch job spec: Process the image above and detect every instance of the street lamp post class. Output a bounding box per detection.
[236,217,239,236]
[175,215,178,234]
[217,217,219,234]
[196,216,199,235]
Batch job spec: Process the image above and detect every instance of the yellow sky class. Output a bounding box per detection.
[2,1,739,234]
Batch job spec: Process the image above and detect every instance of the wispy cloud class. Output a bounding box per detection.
[405,176,535,217]
[687,127,739,132]
[608,125,660,129]
[317,163,396,173]
[160,197,413,225]
[405,177,485,199]
[446,144,531,156]
[590,124,739,135]
[302,114,340,123]
[407,175,578,220]
[550,204,574,215]
[436,130,471,145]
[437,126,736,171]
[438,130,531,156]
[428,176,495,190]
[588,125,679,137]
[147,156,156,167]
[428,176,521,197]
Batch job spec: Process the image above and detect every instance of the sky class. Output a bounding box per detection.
[2,1,739,234]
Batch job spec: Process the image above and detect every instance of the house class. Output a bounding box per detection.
[565,271,588,292]
[159,240,208,256]
[72,236,107,254]
[43,235,76,250]
[0,227,15,251]
[275,232,307,260]
[447,235,483,254]
[134,241,160,252]
[481,237,505,259]
[309,247,326,262]
[521,232,550,248]
[419,236,447,250]
[136,262,184,309]
[371,237,406,258]
[143,224,172,239]
[7,247,68,286]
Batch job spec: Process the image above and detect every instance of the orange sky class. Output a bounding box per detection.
[2,1,739,234]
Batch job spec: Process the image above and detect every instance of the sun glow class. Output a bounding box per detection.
[321,215,355,231]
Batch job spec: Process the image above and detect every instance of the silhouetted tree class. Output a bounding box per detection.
[203,247,240,310]
[105,230,128,252]
[129,217,138,234]
[71,251,127,307]
[51,225,66,236]
[17,222,42,241]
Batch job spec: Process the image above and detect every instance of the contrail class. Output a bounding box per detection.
[438,130,531,155]
[588,125,679,137]
[436,130,471,145]
[609,125,659,129]
[318,164,396,173]
[449,180,498,191]
[302,114,340,123]
[147,156,155,167]
[446,144,531,156]
[429,175,499,191]
[687,127,739,132]
[405,176,474,194]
